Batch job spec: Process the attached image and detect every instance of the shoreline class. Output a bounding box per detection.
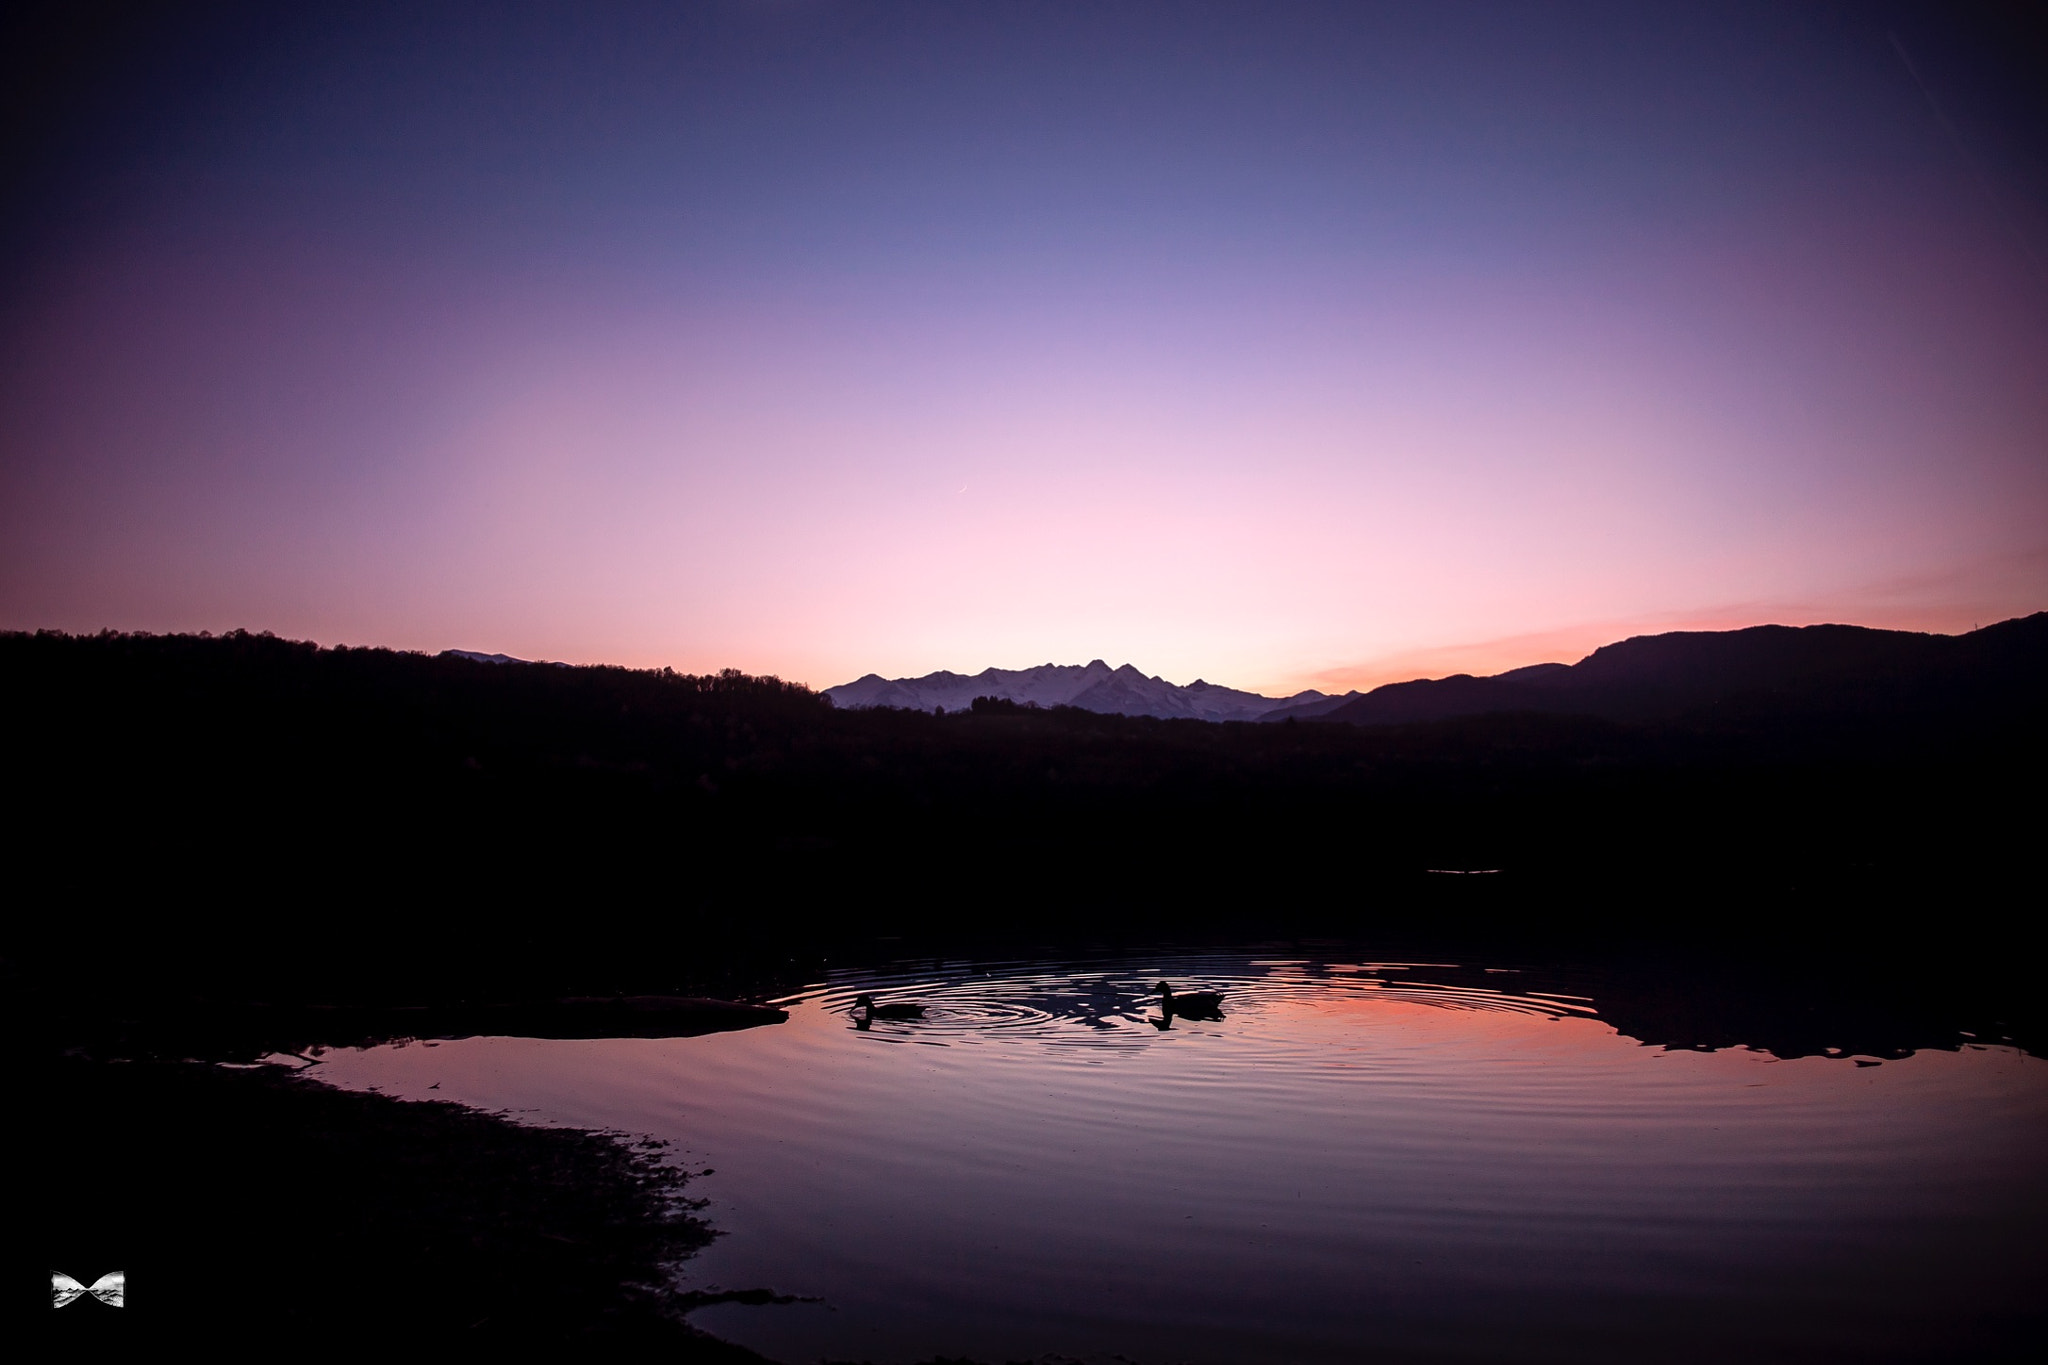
[31,1055,776,1355]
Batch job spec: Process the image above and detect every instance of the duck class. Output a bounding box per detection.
[853,993,925,1022]
[1155,982,1224,1017]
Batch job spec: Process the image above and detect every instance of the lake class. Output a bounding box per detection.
[305,948,2046,1363]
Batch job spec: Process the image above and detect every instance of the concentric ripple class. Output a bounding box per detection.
[777,951,1596,1050]
[309,944,2048,1365]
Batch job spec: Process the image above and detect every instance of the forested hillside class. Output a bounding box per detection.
[7,624,2042,1006]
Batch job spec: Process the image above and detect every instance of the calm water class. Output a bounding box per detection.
[307,952,2046,1363]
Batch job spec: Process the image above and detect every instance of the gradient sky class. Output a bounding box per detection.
[4,1,2044,693]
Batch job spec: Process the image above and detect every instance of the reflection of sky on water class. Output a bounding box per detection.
[310,952,2048,1364]
[786,959,1599,1053]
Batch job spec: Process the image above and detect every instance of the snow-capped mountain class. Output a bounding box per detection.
[824,661,1327,722]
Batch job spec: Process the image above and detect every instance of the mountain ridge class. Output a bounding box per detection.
[828,613,2048,727]
[824,660,1326,721]
[1280,614,2048,727]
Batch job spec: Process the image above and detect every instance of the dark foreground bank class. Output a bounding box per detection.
[24,1057,771,1356]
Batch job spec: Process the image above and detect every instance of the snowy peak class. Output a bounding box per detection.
[823,663,1323,722]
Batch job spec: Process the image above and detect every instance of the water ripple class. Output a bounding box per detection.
[776,953,1596,1049]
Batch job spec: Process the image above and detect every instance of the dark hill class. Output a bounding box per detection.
[4,620,2043,1013]
[1302,614,2048,727]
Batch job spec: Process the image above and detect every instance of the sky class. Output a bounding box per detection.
[3,1,2044,695]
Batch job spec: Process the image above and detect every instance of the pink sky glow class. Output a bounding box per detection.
[4,6,2042,696]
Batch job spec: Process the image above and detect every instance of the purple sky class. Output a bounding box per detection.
[4,2,2043,693]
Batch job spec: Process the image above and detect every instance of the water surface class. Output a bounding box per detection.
[309,952,2047,1363]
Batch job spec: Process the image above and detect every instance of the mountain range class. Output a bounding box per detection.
[828,613,2048,727]
[823,660,1328,721]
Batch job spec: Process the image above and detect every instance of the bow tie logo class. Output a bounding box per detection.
[52,1271,125,1309]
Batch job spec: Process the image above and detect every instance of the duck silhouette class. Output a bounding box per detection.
[853,993,925,1027]
[1154,982,1224,1019]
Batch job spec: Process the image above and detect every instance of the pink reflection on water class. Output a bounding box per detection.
[305,956,2048,1364]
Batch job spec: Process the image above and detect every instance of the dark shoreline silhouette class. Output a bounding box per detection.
[51,995,790,1063]
[8,616,2041,1009]
[21,1056,774,1355]
[6,617,2042,1052]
